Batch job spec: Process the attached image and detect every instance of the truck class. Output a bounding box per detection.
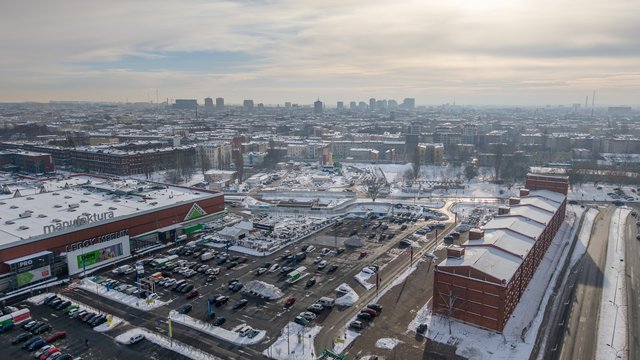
[286,266,307,284]
[318,297,335,308]
[200,252,215,262]
[112,265,133,275]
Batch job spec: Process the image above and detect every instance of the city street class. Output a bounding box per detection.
[625,210,639,360]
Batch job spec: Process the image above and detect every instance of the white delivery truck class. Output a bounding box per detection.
[200,252,215,262]
[318,297,335,308]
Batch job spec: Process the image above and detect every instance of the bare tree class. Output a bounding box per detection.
[366,176,385,202]
[494,143,504,182]
[200,150,212,175]
[412,146,421,180]
[438,289,461,335]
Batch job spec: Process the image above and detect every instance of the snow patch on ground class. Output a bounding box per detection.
[335,283,359,307]
[169,310,266,346]
[243,280,284,300]
[375,338,401,350]
[77,278,167,311]
[570,208,598,267]
[596,207,630,360]
[354,271,374,290]
[262,322,322,359]
[115,327,220,360]
[333,329,361,354]
[27,291,124,332]
[415,209,581,360]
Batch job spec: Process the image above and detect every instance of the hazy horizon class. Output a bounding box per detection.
[1,0,639,106]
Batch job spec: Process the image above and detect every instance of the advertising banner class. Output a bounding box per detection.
[16,265,51,287]
[77,243,124,269]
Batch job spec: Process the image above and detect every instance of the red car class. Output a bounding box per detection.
[361,308,377,318]
[39,347,60,360]
[45,331,67,343]
[284,297,296,307]
[186,290,199,299]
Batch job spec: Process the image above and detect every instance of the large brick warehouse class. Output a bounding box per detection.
[432,174,569,332]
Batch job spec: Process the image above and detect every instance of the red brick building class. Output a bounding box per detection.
[432,174,568,332]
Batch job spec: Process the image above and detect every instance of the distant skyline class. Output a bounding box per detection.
[1,0,639,106]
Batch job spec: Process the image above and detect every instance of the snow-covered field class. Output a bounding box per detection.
[115,327,220,360]
[568,183,638,202]
[27,292,123,332]
[262,322,322,360]
[414,208,581,360]
[169,310,266,346]
[596,207,630,360]
[375,338,401,350]
[77,278,167,311]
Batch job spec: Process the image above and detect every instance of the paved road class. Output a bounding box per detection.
[625,210,639,360]
[557,206,613,360]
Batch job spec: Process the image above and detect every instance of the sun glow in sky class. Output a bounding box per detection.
[0,0,638,106]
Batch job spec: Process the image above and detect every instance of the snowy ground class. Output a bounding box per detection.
[262,322,322,360]
[334,259,425,353]
[596,207,630,360]
[168,310,266,346]
[354,271,375,290]
[568,183,639,202]
[413,208,581,360]
[77,278,168,311]
[115,327,220,360]
[335,283,359,307]
[375,338,401,350]
[27,292,123,332]
[570,208,598,267]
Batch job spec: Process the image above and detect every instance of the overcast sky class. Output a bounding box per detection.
[1,0,639,106]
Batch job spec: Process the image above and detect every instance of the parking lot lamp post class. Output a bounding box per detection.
[81,254,87,278]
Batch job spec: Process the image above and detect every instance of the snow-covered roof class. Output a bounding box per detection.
[438,246,522,283]
[518,196,559,213]
[483,216,546,239]
[471,229,536,258]
[508,205,553,225]
[0,175,219,248]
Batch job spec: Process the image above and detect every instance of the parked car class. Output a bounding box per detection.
[367,303,383,312]
[129,334,145,344]
[22,337,43,350]
[215,296,229,306]
[11,332,32,344]
[31,324,51,335]
[38,346,60,360]
[42,295,58,305]
[178,304,193,314]
[232,299,248,310]
[256,267,268,276]
[305,277,317,288]
[317,260,327,269]
[307,303,324,314]
[294,316,309,326]
[22,320,38,330]
[45,331,66,343]
[181,284,195,294]
[357,312,373,321]
[0,322,15,333]
[186,290,199,299]
[212,317,226,326]
[299,311,317,321]
[34,344,54,358]
[361,308,377,317]
[349,321,364,330]
[231,283,244,292]
[26,338,46,351]
[284,297,296,307]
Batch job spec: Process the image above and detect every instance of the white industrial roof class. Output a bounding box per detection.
[467,229,536,258]
[483,215,546,239]
[0,175,219,248]
[438,247,522,283]
[508,205,553,225]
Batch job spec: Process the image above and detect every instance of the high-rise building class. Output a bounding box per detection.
[285,102,292,109]
[216,97,224,111]
[336,101,344,111]
[173,99,198,110]
[314,99,323,114]
[204,97,214,113]
[402,98,415,110]
[388,99,398,110]
[369,98,376,110]
[243,100,254,111]
[349,101,357,110]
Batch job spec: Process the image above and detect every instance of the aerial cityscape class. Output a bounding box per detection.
[0,1,639,360]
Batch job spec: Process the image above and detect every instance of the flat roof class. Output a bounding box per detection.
[0,175,219,248]
[438,247,522,283]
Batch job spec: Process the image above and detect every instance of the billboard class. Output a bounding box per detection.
[77,243,124,269]
[67,235,130,275]
[6,251,54,274]
[16,265,51,287]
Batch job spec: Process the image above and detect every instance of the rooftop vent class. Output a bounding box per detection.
[37,214,47,218]
[26,197,34,200]
[80,200,88,203]
[64,195,72,199]
[54,204,62,208]
[5,220,15,225]
[19,212,32,218]
[94,203,102,206]
[10,205,18,209]
[68,203,80,209]
[52,193,60,196]
[18,226,29,230]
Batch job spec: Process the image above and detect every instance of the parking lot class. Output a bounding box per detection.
[0,297,189,360]
[14,206,452,359]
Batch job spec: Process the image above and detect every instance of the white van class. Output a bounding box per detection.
[318,297,335,308]
[200,252,215,262]
[112,265,133,275]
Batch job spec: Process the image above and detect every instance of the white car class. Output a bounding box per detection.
[129,334,145,344]
[320,248,331,256]
[269,264,280,272]
[305,245,316,253]
[146,293,158,301]
[299,311,317,320]
[34,345,54,358]
[317,260,327,269]
[164,278,177,288]
[362,267,376,275]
